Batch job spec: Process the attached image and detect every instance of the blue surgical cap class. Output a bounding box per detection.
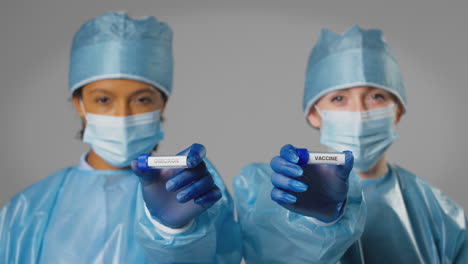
[69,12,173,97]
[303,25,407,116]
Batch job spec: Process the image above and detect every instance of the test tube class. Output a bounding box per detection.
[133,153,205,227]
[297,148,345,165]
[136,154,188,171]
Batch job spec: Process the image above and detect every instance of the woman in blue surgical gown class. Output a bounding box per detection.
[0,12,241,264]
[234,25,467,263]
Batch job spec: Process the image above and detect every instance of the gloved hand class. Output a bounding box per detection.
[270,144,354,223]
[131,143,222,229]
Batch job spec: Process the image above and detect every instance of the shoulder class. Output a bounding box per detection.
[1,167,76,231]
[393,165,465,223]
[395,165,453,201]
[21,167,74,195]
[4,167,74,212]
[393,165,434,193]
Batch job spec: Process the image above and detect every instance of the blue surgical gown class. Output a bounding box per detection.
[234,163,367,263]
[340,164,468,263]
[234,163,468,263]
[0,154,242,263]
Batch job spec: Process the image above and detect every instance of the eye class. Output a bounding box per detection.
[95,96,110,104]
[370,93,386,101]
[136,96,153,104]
[331,96,344,102]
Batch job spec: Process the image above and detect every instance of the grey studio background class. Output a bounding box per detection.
[1,0,467,214]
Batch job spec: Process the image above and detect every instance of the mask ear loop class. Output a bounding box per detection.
[79,100,88,121]
[314,105,323,118]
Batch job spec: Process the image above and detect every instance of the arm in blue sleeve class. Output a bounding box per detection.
[0,204,9,262]
[234,163,366,264]
[419,177,468,263]
[134,158,242,264]
[0,169,67,264]
[454,218,468,263]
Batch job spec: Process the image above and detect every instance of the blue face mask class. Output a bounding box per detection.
[316,104,398,172]
[81,106,164,168]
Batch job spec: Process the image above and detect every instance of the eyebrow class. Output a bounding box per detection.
[88,88,113,95]
[87,87,158,96]
[327,90,349,96]
[129,88,159,97]
[368,88,391,94]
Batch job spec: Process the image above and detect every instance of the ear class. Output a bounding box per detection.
[394,103,404,125]
[160,102,166,115]
[307,106,322,128]
[159,103,167,122]
[72,96,85,118]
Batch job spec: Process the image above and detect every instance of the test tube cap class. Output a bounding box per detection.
[136,154,151,172]
[297,148,310,166]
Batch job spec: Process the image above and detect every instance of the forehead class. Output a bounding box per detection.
[325,86,391,96]
[82,79,161,95]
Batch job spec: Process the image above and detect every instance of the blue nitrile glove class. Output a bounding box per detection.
[270,144,354,223]
[131,143,222,229]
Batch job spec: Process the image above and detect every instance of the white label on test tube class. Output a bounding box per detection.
[308,152,345,165]
[147,156,188,168]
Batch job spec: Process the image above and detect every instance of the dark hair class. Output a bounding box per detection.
[72,86,168,140]
[72,88,86,140]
